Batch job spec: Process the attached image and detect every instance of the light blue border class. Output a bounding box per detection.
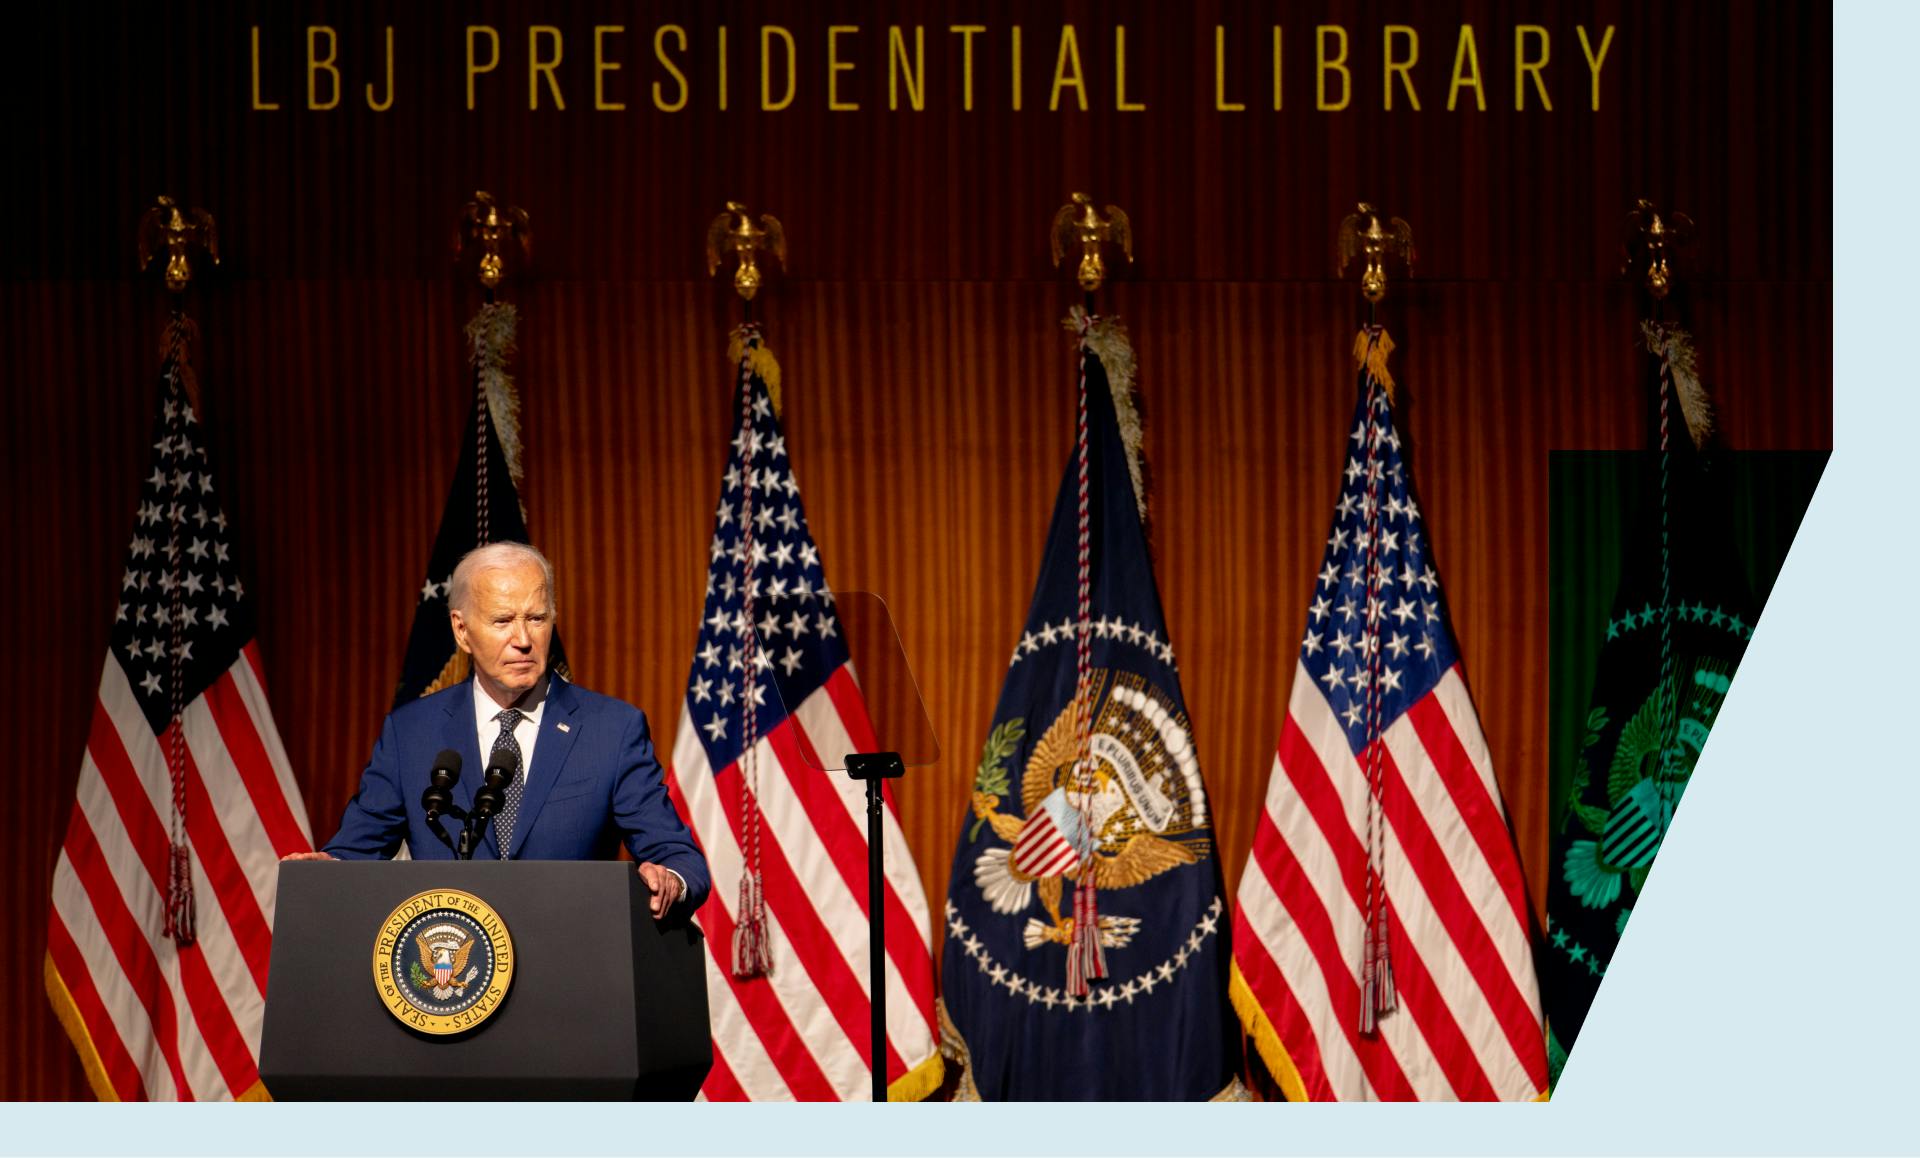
[4,4,1885,1155]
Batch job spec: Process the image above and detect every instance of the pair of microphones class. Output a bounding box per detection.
[420,748,517,860]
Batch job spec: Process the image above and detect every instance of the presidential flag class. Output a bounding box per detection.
[1230,328,1548,1101]
[46,316,314,1100]
[393,302,568,704]
[1541,322,1750,1084]
[664,326,943,1101]
[939,310,1237,1101]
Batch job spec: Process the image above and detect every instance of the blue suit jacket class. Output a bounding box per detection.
[323,676,710,912]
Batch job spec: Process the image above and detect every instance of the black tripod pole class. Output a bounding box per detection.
[865,775,886,1103]
[845,751,905,1102]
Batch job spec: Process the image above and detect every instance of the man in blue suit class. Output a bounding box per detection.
[289,542,709,919]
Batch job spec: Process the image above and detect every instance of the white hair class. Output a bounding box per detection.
[448,541,556,615]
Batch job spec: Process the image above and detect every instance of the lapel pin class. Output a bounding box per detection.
[556,722,571,733]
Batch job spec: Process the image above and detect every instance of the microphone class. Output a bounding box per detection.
[420,749,464,856]
[472,748,517,821]
[421,749,463,822]
[458,748,519,860]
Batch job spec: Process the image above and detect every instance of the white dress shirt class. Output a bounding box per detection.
[472,673,548,783]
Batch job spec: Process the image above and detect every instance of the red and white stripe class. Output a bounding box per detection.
[1011,806,1079,880]
[47,645,312,1101]
[1232,660,1547,1101]
[665,665,941,1100]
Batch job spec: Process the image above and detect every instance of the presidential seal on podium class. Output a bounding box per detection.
[371,889,515,1036]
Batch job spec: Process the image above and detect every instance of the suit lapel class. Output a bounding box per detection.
[438,681,497,858]
[439,681,482,812]
[507,676,582,858]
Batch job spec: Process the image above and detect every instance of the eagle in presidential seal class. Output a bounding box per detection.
[412,923,480,999]
[969,668,1212,954]
[373,889,515,1035]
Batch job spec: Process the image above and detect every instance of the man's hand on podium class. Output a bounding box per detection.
[281,851,337,861]
[636,861,684,918]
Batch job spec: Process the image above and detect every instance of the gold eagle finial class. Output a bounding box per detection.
[458,191,531,291]
[1337,203,1414,305]
[138,196,219,295]
[1051,193,1132,294]
[706,201,786,302]
[1625,198,1694,300]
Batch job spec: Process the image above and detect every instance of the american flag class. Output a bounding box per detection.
[663,329,942,1100]
[45,319,313,1101]
[1230,329,1547,1101]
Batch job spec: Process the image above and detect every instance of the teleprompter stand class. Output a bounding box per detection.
[844,751,907,1103]
[759,591,938,1102]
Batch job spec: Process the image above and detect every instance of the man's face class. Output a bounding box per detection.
[449,562,553,707]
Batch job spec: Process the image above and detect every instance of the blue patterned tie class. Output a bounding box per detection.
[491,708,524,859]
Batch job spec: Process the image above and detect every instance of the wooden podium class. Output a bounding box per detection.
[260,860,711,1100]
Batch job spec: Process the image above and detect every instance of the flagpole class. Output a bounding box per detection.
[1336,202,1414,1033]
[709,199,849,1080]
[1625,199,1703,837]
[137,194,222,947]
[1048,194,1134,998]
[456,192,530,551]
[706,201,897,1101]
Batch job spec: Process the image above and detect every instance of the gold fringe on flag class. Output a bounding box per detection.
[465,302,525,488]
[159,315,201,410]
[421,651,471,697]
[1063,306,1148,523]
[935,997,983,1101]
[886,1050,946,1102]
[1352,329,1397,403]
[1641,320,1715,448]
[727,325,783,417]
[1227,959,1311,1102]
[44,954,118,1101]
